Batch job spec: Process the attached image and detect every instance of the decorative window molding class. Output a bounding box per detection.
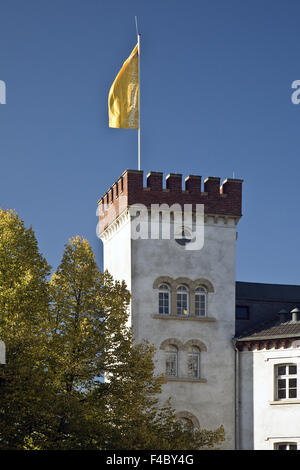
[183,339,207,352]
[160,338,207,382]
[153,276,174,290]
[167,377,207,383]
[174,277,193,288]
[160,338,184,350]
[191,278,214,293]
[270,400,300,405]
[151,314,216,322]
[176,411,200,430]
[153,276,215,318]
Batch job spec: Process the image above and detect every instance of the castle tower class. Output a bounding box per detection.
[97,169,243,449]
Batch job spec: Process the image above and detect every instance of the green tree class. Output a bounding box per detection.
[0,209,52,449]
[0,213,225,450]
[44,236,224,450]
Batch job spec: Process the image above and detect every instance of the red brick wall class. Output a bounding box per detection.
[97,169,243,234]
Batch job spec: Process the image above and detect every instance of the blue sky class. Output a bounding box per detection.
[0,0,299,284]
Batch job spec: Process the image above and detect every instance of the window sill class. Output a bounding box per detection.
[166,377,207,383]
[269,400,300,405]
[152,314,216,322]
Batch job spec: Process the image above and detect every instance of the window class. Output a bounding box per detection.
[236,306,249,320]
[177,286,189,316]
[195,287,207,317]
[178,417,194,431]
[276,364,298,400]
[175,227,192,247]
[165,345,178,377]
[187,346,200,379]
[159,284,170,315]
[154,277,215,320]
[176,412,200,430]
[274,443,297,450]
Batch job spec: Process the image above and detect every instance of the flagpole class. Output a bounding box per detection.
[135,17,141,171]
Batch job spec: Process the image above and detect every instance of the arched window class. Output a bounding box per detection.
[159,284,170,315]
[195,286,207,317]
[187,346,200,379]
[178,417,194,431]
[165,345,178,377]
[176,411,200,430]
[177,285,189,316]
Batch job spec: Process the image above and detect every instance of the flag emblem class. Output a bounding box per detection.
[108,44,139,129]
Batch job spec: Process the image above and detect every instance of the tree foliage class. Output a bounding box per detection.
[0,209,51,448]
[0,210,225,450]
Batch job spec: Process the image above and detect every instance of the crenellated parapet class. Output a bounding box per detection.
[97,169,243,234]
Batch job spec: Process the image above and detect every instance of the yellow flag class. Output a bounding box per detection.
[108,44,139,129]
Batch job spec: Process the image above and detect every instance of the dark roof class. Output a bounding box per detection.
[236,319,300,342]
[236,281,300,303]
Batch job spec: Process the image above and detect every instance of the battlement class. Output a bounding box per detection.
[97,169,243,234]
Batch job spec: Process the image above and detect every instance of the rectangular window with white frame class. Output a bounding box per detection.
[275,364,298,400]
[274,442,297,450]
[159,287,170,315]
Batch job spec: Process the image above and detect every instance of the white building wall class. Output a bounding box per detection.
[239,350,254,449]
[239,343,300,450]
[101,213,239,450]
[102,213,131,289]
[101,212,132,327]
[0,341,5,364]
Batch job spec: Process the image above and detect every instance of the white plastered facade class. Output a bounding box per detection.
[239,341,300,450]
[100,208,239,450]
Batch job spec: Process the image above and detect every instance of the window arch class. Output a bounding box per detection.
[176,411,200,430]
[160,338,184,350]
[165,345,178,377]
[177,285,189,316]
[158,284,170,315]
[184,339,207,352]
[178,417,194,431]
[187,346,200,379]
[195,286,207,317]
[153,276,215,318]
